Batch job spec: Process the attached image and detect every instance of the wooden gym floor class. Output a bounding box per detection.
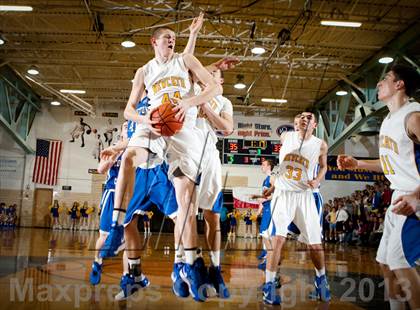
[0,228,387,309]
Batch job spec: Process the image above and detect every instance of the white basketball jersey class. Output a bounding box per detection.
[143,53,196,129]
[275,131,323,191]
[379,101,420,191]
[196,94,233,145]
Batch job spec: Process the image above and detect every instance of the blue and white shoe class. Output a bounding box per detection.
[309,275,331,302]
[208,265,230,299]
[257,249,267,260]
[99,222,125,258]
[171,263,189,298]
[89,261,102,285]
[258,259,266,271]
[262,281,281,305]
[180,261,206,302]
[114,273,150,301]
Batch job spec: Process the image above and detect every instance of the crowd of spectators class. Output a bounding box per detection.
[322,180,391,247]
[0,202,18,228]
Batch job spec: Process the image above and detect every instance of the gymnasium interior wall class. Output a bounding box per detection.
[0,102,381,227]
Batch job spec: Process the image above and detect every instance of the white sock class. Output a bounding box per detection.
[174,244,184,264]
[266,270,276,283]
[185,248,197,265]
[389,298,406,310]
[128,258,141,268]
[112,210,124,225]
[315,267,326,277]
[263,243,266,250]
[94,256,103,265]
[210,250,220,267]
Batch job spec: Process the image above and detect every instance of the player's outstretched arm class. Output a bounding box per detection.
[183,12,204,55]
[206,57,240,73]
[200,102,234,135]
[337,155,382,172]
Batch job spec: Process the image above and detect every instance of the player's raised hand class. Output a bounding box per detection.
[214,57,240,71]
[392,193,418,216]
[189,12,204,34]
[337,154,358,170]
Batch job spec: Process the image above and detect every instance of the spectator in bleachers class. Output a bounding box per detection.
[325,206,337,242]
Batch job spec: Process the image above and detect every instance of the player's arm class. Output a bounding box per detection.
[200,100,234,135]
[206,57,240,73]
[337,155,382,172]
[309,140,328,189]
[406,112,420,143]
[183,12,204,55]
[97,152,120,174]
[100,137,128,161]
[174,54,222,120]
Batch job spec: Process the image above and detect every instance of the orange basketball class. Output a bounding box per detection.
[150,103,184,136]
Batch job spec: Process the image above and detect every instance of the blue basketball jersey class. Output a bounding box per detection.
[104,155,122,190]
[127,96,150,139]
[262,175,271,209]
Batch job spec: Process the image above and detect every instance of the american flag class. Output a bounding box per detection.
[32,139,62,186]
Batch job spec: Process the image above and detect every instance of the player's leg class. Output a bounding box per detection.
[294,192,330,302]
[173,175,205,302]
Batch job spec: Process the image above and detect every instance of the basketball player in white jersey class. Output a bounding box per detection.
[337,64,420,310]
[193,69,233,298]
[122,24,223,302]
[262,112,330,305]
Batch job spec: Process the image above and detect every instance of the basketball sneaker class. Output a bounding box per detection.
[114,273,150,301]
[89,261,102,285]
[262,281,281,305]
[99,222,125,258]
[208,265,230,298]
[180,260,206,302]
[171,262,189,298]
[308,274,331,302]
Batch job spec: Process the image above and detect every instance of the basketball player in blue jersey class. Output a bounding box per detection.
[338,64,420,310]
[261,112,330,305]
[89,122,129,286]
[252,159,274,269]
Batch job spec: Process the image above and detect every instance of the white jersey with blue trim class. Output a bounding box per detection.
[379,101,420,191]
[195,91,233,145]
[143,53,196,129]
[275,131,323,191]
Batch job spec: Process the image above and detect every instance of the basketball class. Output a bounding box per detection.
[150,103,183,136]
[86,129,91,134]
[92,128,97,134]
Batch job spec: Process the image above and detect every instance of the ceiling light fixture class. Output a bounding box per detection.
[0,37,4,45]
[50,100,61,106]
[251,46,266,55]
[320,20,362,28]
[60,89,86,94]
[234,74,246,89]
[378,57,393,64]
[27,66,39,75]
[0,5,33,12]
[336,90,348,96]
[261,98,287,103]
[121,39,136,48]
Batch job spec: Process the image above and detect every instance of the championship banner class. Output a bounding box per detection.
[326,155,386,182]
[232,187,261,209]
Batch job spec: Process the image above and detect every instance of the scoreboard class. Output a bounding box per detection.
[216,138,281,165]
